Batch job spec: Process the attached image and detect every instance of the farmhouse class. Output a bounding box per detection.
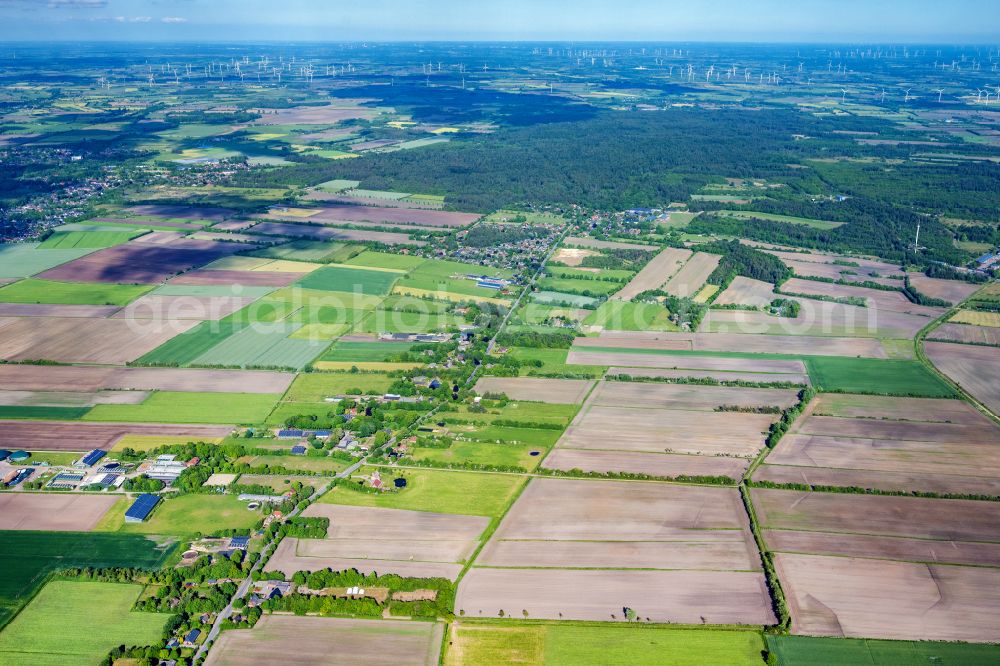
[124,493,161,523]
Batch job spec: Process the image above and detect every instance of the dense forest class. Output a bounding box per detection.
[699,240,792,286]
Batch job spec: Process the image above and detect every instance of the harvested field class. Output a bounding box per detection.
[781,259,903,288]
[809,392,987,422]
[753,464,1000,497]
[662,252,721,298]
[588,381,799,411]
[0,316,197,364]
[951,309,1000,327]
[252,104,380,125]
[607,366,810,385]
[926,341,1000,415]
[265,504,490,580]
[796,414,996,441]
[774,553,1000,641]
[928,322,1000,346]
[907,274,981,304]
[563,236,657,251]
[780,277,943,317]
[583,331,889,357]
[613,247,691,300]
[0,303,120,318]
[205,615,443,666]
[169,269,301,287]
[36,240,241,284]
[713,277,776,307]
[764,531,1000,568]
[0,420,232,450]
[113,294,256,320]
[541,448,751,479]
[699,301,929,339]
[125,204,234,220]
[0,493,119,531]
[551,247,597,266]
[473,377,593,403]
[0,364,292,394]
[569,350,808,375]
[457,569,775,624]
[264,204,478,228]
[249,221,424,246]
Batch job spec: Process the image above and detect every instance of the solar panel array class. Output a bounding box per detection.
[124,493,161,522]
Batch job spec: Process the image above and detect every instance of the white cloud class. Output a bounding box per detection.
[129,15,151,22]
[161,16,187,23]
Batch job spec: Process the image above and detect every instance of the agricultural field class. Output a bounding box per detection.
[925,341,1000,415]
[446,623,767,666]
[37,229,144,248]
[320,467,525,517]
[583,299,676,331]
[662,252,721,298]
[927,322,1000,346]
[458,478,774,624]
[752,488,1000,642]
[0,581,170,665]
[755,393,1000,495]
[0,494,120,532]
[204,615,443,666]
[613,246,691,300]
[713,277,776,307]
[102,493,262,536]
[82,391,280,424]
[295,265,402,295]
[473,377,594,403]
[766,635,1000,665]
[0,420,232,451]
[0,243,99,279]
[949,309,1000,327]
[0,279,153,305]
[283,371,395,400]
[268,504,489,579]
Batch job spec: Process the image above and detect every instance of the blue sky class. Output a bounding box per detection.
[0,0,997,42]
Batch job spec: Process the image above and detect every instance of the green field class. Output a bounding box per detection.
[296,265,400,295]
[509,347,606,378]
[0,581,170,666]
[447,402,577,426]
[537,276,621,296]
[717,210,843,230]
[320,341,416,363]
[315,178,361,192]
[104,493,261,536]
[321,467,525,517]
[359,308,466,334]
[138,320,246,365]
[0,279,153,305]
[37,229,142,249]
[531,291,600,307]
[251,239,361,263]
[283,372,395,400]
[412,440,546,469]
[345,250,427,271]
[447,623,766,665]
[766,635,1000,665]
[247,454,349,475]
[396,275,505,299]
[83,391,280,424]
[0,243,94,278]
[545,265,633,282]
[0,405,91,420]
[583,300,677,331]
[410,258,512,280]
[190,323,329,370]
[0,531,175,629]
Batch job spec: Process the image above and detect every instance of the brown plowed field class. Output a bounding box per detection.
[0,303,121,318]
[607,366,810,384]
[567,349,808,373]
[0,493,119,531]
[477,538,757,570]
[809,393,988,423]
[540,448,750,479]
[125,204,235,220]
[752,489,1000,542]
[925,341,1000,416]
[662,252,721,298]
[0,420,232,450]
[272,204,479,228]
[563,236,657,251]
[588,381,799,411]
[587,331,889,357]
[205,615,443,666]
[613,247,691,300]
[796,414,997,441]
[714,277,776,307]
[112,295,256,320]
[247,222,424,246]
[169,269,301,287]
[763,530,1000,567]
[0,365,293,394]
[774,553,1000,641]
[928,322,1000,346]
[473,377,593,404]
[36,240,240,284]
[456,568,777,624]
[301,504,489,541]
[753,464,1000,497]
[268,538,464,580]
[907,274,981,304]
[781,277,943,317]
[699,301,928,339]
[0,316,197,363]
[780,259,903,288]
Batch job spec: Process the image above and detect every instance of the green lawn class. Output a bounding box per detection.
[247,454,349,475]
[0,531,175,629]
[447,624,766,666]
[445,402,577,426]
[584,300,677,331]
[0,279,153,305]
[296,265,400,295]
[321,466,525,517]
[411,441,546,470]
[509,347,606,378]
[107,494,261,536]
[766,635,1000,665]
[284,372,395,400]
[82,391,280,424]
[0,581,170,666]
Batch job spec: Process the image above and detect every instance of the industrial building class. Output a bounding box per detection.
[124,493,161,523]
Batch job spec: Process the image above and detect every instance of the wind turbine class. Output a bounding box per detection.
[880,88,887,103]
[904,88,913,103]
[934,88,945,102]
[841,88,848,104]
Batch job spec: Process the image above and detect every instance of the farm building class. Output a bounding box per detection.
[47,472,84,489]
[144,459,187,483]
[75,449,106,468]
[182,628,201,647]
[290,445,307,455]
[8,450,30,463]
[229,536,251,550]
[125,493,161,523]
[0,449,10,461]
[5,467,34,487]
[238,493,284,504]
